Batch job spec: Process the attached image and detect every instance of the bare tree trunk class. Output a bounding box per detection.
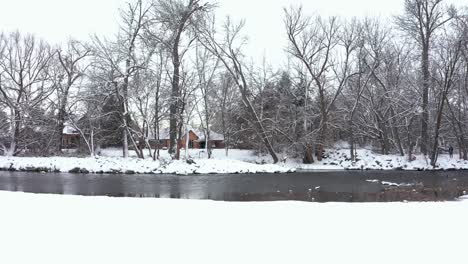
[128,127,144,159]
[303,143,314,164]
[430,97,445,167]
[220,77,230,157]
[176,122,183,160]
[205,111,212,159]
[405,116,416,162]
[185,124,190,160]
[153,113,160,161]
[166,0,204,158]
[169,46,180,156]
[349,120,355,161]
[316,90,327,161]
[221,107,229,157]
[56,102,67,153]
[7,109,21,156]
[122,129,129,158]
[421,45,430,155]
[389,108,405,156]
[90,130,95,157]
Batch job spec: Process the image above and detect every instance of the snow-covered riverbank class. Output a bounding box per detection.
[1,148,467,174]
[0,155,293,174]
[294,149,468,171]
[0,191,466,264]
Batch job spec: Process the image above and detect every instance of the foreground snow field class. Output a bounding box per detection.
[0,191,467,264]
[1,148,468,174]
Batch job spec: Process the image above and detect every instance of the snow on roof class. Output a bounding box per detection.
[148,128,224,141]
[195,130,224,141]
[63,125,79,135]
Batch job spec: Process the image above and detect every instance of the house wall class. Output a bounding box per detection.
[146,139,169,149]
[148,131,225,150]
[62,134,80,149]
[200,140,225,149]
[212,140,225,149]
[178,131,199,149]
[149,131,200,150]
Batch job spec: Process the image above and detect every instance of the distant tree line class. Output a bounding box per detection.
[0,0,467,167]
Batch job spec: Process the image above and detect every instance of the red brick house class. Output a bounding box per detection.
[194,130,225,149]
[150,128,225,150]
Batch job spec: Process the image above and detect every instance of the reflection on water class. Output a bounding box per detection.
[0,170,467,202]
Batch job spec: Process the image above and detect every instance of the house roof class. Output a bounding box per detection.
[149,128,224,141]
[63,124,79,135]
[193,130,224,141]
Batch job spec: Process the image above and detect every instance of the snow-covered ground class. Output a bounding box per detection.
[0,153,292,174]
[1,148,467,174]
[292,148,468,171]
[0,149,289,174]
[100,148,262,162]
[0,191,467,264]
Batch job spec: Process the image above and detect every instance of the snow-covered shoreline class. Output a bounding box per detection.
[0,156,294,174]
[0,191,467,264]
[1,148,468,175]
[292,149,468,171]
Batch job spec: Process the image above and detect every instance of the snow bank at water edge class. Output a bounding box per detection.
[2,148,468,174]
[0,191,466,264]
[0,156,293,174]
[291,149,468,171]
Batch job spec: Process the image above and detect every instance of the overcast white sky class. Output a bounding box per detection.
[0,0,466,65]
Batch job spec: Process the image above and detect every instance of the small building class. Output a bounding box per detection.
[62,125,80,149]
[194,130,225,149]
[149,128,225,150]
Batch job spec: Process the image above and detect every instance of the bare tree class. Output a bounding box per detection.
[0,32,53,156]
[430,30,463,166]
[284,7,358,162]
[151,49,170,160]
[198,17,279,163]
[212,71,237,156]
[396,0,455,155]
[92,0,152,158]
[51,40,90,153]
[149,0,211,158]
[194,41,219,158]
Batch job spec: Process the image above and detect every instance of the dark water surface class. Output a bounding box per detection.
[0,170,467,202]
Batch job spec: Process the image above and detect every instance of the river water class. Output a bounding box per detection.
[0,170,467,202]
